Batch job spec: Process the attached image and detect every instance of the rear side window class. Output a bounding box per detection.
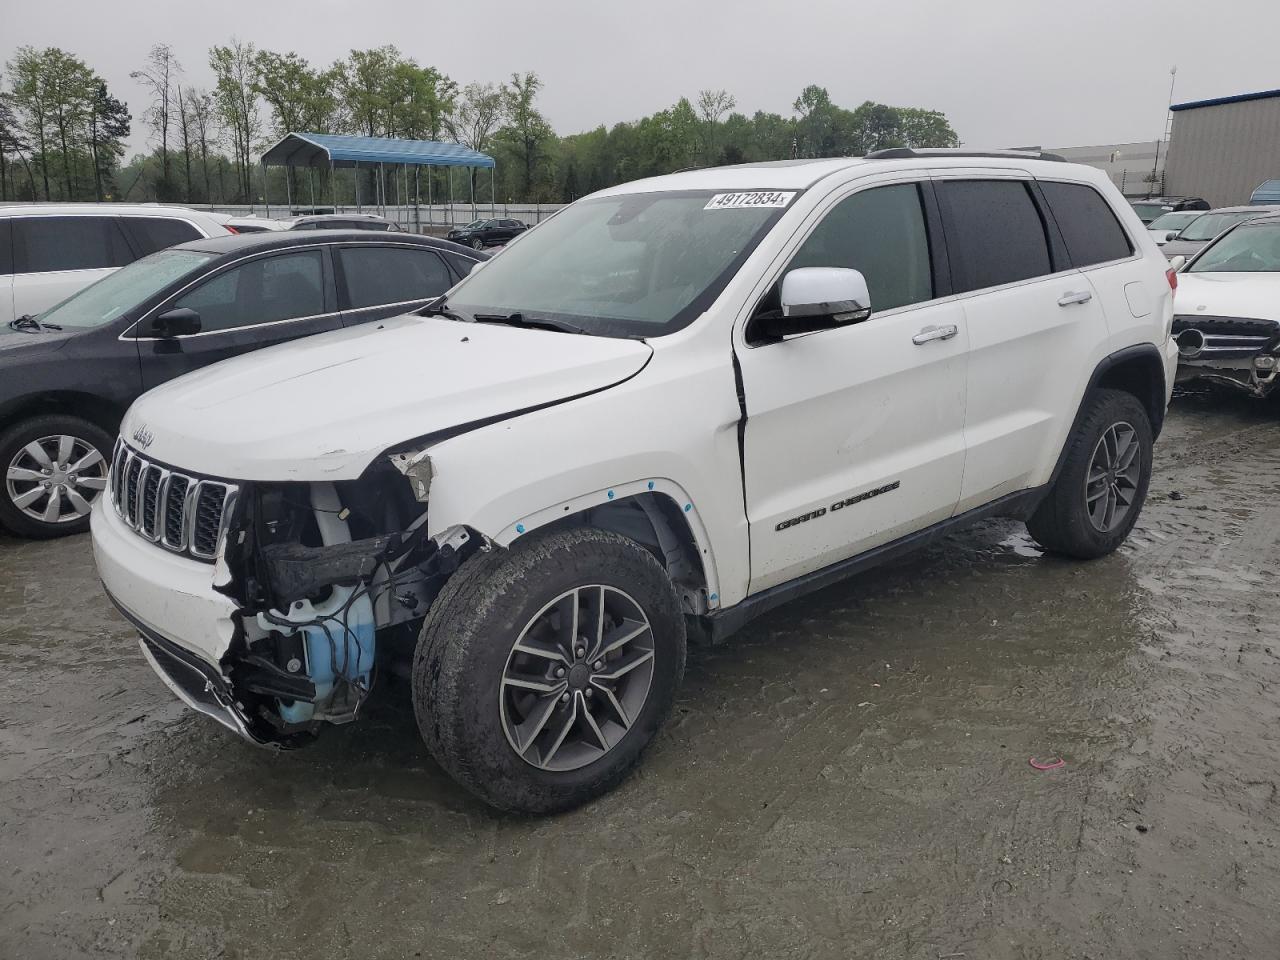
[126,217,202,256]
[14,216,133,273]
[1038,182,1133,267]
[171,250,325,332]
[935,181,1052,292]
[339,246,453,309]
[787,183,934,312]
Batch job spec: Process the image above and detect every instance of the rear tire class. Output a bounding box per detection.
[1027,388,1153,559]
[413,528,686,813]
[0,415,113,539]
[471,238,485,250]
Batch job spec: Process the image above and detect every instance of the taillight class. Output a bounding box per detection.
[224,225,239,235]
[1166,267,1177,292]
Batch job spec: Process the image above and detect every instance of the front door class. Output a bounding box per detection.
[736,180,968,594]
[135,247,342,389]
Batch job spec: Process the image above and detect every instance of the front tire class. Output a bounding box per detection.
[0,415,113,539]
[413,528,686,813]
[1026,388,1153,559]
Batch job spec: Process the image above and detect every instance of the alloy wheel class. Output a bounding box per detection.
[500,584,656,772]
[1084,421,1141,533]
[5,434,108,525]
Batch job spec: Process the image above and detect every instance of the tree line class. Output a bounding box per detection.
[0,41,961,207]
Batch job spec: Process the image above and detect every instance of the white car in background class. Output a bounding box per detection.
[1,204,231,326]
[207,212,289,234]
[1173,211,1280,398]
[1146,210,1203,245]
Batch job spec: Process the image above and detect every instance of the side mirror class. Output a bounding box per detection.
[152,307,201,337]
[1164,231,1178,243]
[759,267,872,339]
[1168,255,1187,272]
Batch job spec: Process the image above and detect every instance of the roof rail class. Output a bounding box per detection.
[865,147,1068,162]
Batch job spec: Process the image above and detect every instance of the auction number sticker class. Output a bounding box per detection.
[704,191,797,211]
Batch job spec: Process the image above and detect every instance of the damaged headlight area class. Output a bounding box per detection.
[1173,315,1280,398]
[216,452,483,745]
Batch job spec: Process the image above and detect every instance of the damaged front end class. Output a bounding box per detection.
[211,451,482,746]
[1174,314,1280,398]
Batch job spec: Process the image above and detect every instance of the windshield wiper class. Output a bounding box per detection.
[7,314,61,332]
[420,297,472,323]
[472,312,588,336]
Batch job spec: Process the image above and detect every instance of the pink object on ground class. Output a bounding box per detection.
[1029,756,1066,770]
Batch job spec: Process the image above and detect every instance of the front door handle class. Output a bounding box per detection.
[1057,290,1093,306]
[912,323,959,345]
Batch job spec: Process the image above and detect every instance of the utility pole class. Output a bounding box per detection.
[1150,65,1177,197]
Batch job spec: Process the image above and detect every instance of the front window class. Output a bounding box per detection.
[445,190,791,337]
[1188,222,1280,273]
[1179,211,1262,242]
[39,250,215,328]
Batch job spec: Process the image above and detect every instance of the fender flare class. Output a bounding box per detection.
[1048,342,1168,489]
[492,477,724,610]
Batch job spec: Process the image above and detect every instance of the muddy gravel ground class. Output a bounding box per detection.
[3,388,1280,960]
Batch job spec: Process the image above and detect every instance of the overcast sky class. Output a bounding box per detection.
[5,0,1279,159]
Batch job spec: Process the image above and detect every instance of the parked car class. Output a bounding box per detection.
[1146,210,1204,245]
[93,149,1176,813]
[446,217,527,249]
[1172,212,1280,398]
[1160,206,1280,259]
[1130,196,1210,224]
[287,213,399,232]
[0,204,232,325]
[208,213,289,234]
[1,231,485,538]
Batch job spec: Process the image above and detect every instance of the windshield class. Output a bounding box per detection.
[445,190,791,337]
[1189,222,1280,273]
[39,250,214,328]
[1179,211,1261,242]
[463,220,485,229]
[1148,211,1201,232]
[1132,203,1171,223]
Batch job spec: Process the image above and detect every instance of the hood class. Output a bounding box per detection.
[1162,238,1209,258]
[1174,272,1280,324]
[123,313,652,481]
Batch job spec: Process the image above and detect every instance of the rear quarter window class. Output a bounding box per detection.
[125,216,203,256]
[1038,181,1134,267]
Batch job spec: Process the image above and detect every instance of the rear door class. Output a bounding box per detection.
[335,243,458,326]
[932,174,1110,512]
[11,216,134,319]
[135,246,342,389]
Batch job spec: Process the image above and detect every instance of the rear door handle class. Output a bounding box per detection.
[1057,290,1093,306]
[912,323,959,345]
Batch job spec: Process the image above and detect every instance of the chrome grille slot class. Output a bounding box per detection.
[162,475,191,548]
[109,440,238,562]
[140,465,165,539]
[191,483,230,559]
[123,457,143,525]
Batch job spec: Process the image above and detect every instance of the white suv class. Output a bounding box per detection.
[1,204,230,324]
[91,150,1179,812]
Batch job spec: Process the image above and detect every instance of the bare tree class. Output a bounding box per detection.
[187,87,216,204]
[696,89,736,164]
[445,82,503,207]
[131,43,182,199]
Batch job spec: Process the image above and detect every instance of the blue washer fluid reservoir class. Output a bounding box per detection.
[262,482,377,725]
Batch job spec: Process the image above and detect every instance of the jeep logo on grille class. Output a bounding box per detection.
[132,425,155,450]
